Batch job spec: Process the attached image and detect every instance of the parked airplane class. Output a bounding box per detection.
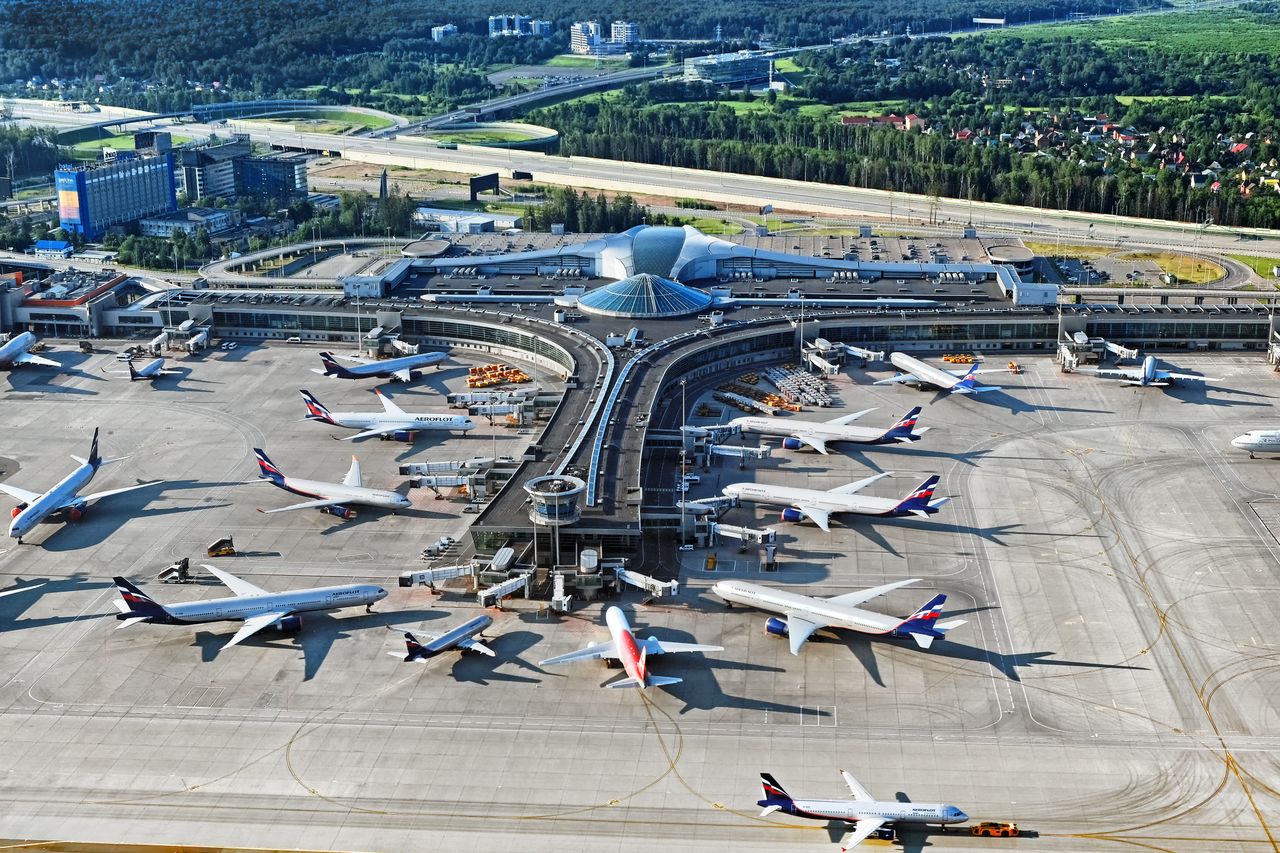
[1231,429,1280,458]
[728,407,928,454]
[300,389,475,441]
[1076,354,1219,387]
[0,332,59,369]
[1,428,160,544]
[712,578,965,654]
[757,771,968,849]
[392,615,495,661]
[875,352,1003,394]
[313,350,447,382]
[124,358,181,382]
[537,605,722,688]
[112,567,387,647]
[722,472,948,532]
[253,448,412,518]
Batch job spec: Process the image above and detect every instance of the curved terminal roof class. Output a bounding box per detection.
[577,273,713,319]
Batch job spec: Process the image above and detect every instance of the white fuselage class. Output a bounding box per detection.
[272,475,412,511]
[786,797,966,825]
[1232,430,1280,454]
[730,416,883,445]
[8,461,96,540]
[889,352,967,390]
[327,410,474,433]
[712,581,900,635]
[160,584,387,625]
[605,606,649,686]
[343,352,445,378]
[0,332,39,367]
[132,357,167,379]
[418,614,493,655]
[723,482,898,516]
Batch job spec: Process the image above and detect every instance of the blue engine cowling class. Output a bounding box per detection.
[764,617,789,637]
[274,615,303,633]
[66,499,88,522]
[379,430,415,443]
[781,437,805,451]
[323,505,356,519]
[779,507,805,523]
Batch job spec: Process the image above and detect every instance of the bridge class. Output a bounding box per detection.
[60,99,321,136]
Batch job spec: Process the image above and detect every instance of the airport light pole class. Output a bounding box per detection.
[680,378,687,544]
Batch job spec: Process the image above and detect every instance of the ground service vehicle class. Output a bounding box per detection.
[970,822,1019,837]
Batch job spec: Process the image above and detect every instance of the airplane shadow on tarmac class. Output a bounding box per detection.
[448,629,546,685]
[1166,383,1274,408]
[24,482,227,552]
[953,388,1115,417]
[313,506,455,535]
[194,607,447,681]
[0,573,114,634]
[830,632,1148,687]
[821,822,1040,852]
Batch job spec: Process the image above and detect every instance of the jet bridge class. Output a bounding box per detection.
[617,568,679,599]
[709,523,779,570]
[479,573,530,607]
[679,496,738,516]
[841,343,886,362]
[399,563,475,590]
[709,443,772,460]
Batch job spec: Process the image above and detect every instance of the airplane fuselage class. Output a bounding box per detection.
[335,352,445,379]
[777,797,966,825]
[606,606,651,687]
[138,584,388,625]
[268,475,412,511]
[0,332,40,368]
[8,462,96,540]
[712,581,901,636]
[723,482,901,517]
[730,417,884,445]
[1232,430,1280,455]
[415,614,494,657]
[132,358,167,380]
[889,352,967,391]
[324,411,475,434]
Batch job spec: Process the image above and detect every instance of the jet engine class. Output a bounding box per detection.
[321,505,356,520]
[65,500,88,522]
[781,437,806,451]
[10,503,27,519]
[764,617,789,637]
[273,615,303,633]
[779,508,805,523]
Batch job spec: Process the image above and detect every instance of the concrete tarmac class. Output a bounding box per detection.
[1,343,1278,851]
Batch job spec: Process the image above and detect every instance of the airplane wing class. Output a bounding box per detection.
[75,480,162,506]
[872,373,919,386]
[791,504,832,532]
[375,390,407,415]
[826,578,920,608]
[342,456,363,487]
[783,612,826,655]
[829,471,893,495]
[538,641,620,666]
[945,368,1009,377]
[12,351,61,368]
[223,611,287,648]
[334,353,376,365]
[257,498,351,514]
[787,434,829,454]
[1159,371,1220,382]
[839,818,886,851]
[1075,367,1143,382]
[335,425,412,442]
[839,769,876,802]
[640,638,724,655]
[0,482,42,504]
[825,407,876,426]
[204,565,269,597]
[391,368,413,382]
[457,637,496,657]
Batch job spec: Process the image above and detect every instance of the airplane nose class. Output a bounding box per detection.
[377,588,389,600]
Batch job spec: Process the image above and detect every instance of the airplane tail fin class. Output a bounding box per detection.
[253,448,286,485]
[299,389,335,424]
[880,406,927,443]
[892,594,965,648]
[127,362,140,381]
[87,427,101,468]
[954,363,981,392]
[317,352,353,378]
[112,576,171,623]
[891,475,942,516]
[758,773,794,815]
[403,631,427,661]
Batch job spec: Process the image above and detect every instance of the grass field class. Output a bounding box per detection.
[546,54,631,68]
[990,8,1280,56]
[431,128,542,144]
[66,132,192,159]
[1227,254,1280,279]
[1118,250,1225,285]
[261,109,395,131]
[1023,241,1114,260]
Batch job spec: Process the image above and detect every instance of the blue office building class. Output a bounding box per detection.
[56,152,177,241]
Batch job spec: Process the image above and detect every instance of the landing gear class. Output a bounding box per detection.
[366,603,376,613]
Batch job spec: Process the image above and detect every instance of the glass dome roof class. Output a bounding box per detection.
[577,273,713,319]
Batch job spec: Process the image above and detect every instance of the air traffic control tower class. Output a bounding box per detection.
[524,475,586,566]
